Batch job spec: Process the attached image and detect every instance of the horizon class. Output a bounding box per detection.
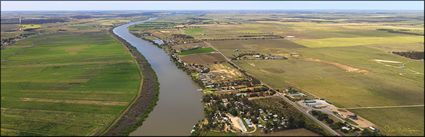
[2,9,425,12]
[1,1,424,11]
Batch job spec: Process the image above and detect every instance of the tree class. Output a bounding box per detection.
[311,110,319,116]
[230,108,238,116]
[317,113,329,121]
[325,118,334,124]
[334,122,345,129]
[361,129,382,136]
[252,118,259,124]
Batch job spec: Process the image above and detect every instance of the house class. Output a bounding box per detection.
[341,126,350,131]
[259,109,264,114]
[369,126,377,131]
[348,114,358,120]
[304,99,329,108]
[244,118,254,128]
[288,92,306,99]
[304,100,316,104]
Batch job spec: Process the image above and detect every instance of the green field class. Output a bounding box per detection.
[184,28,204,36]
[209,39,304,58]
[178,47,215,56]
[293,36,424,48]
[351,107,424,136]
[70,24,97,30]
[1,32,141,136]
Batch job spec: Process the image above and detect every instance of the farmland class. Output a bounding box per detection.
[178,47,215,56]
[208,39,305,58]
[351,107,424,136]
[180,53,226,65]
[1,32,141,135]
[293,36,424,48]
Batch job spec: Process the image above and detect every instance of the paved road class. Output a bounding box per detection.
[206,41,341,136]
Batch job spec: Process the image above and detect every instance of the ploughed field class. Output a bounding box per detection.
[1,32,141,136]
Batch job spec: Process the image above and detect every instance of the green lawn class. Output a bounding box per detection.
[178,47,215,56]
[1,32,141,136]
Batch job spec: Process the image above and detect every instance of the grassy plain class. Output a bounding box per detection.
[235,46,424,107]
[180,53,226,65]
[1,32,141,136]
[293,36,424,48]
[230,45,423,136]
[184,28,204,36]
[351,107,424,136]
[209,39,304,58]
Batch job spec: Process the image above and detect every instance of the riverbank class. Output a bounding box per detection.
[101,29,160,136]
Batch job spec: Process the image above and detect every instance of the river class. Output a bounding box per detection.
[113,19,204,136]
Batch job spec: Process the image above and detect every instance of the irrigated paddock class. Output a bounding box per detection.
[1,32,141,136]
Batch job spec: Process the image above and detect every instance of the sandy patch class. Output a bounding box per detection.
[226,114,247,132]
[304,58,368,74]
[210,64,244,79]
[249,63,256,67]
[373,59,402,64]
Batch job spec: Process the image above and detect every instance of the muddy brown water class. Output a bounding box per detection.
[113,19,204,136]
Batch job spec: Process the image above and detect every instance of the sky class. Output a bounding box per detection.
[1,1,424,11]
